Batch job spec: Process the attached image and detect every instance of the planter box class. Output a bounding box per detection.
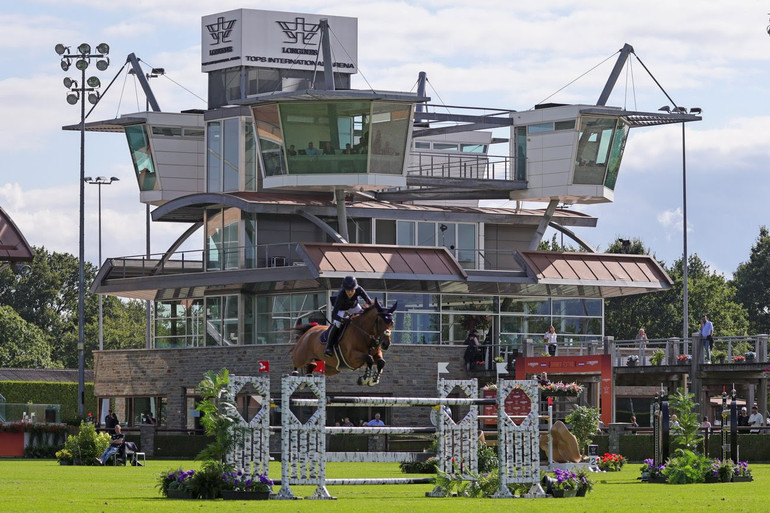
[166,489,196,499]
[732,476,753,482]
[551,489,577,498]
[221,490,270,500]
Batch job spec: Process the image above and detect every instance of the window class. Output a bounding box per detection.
[125,125,158,191]
[155,299,204,348]
[388,293,439,344]
[256,292,328,344]
[573,116,618,185]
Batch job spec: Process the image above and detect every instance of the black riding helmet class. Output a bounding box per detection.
[342,276,357,290]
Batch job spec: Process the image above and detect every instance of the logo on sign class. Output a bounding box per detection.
[206,16,236,45]
[276,17,321,45]
[258,361,269,372]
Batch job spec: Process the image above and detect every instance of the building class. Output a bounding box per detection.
[76,9,697,430]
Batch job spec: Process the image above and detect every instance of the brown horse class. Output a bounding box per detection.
[290,298,398,386]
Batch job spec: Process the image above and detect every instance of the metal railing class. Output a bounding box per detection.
[612,335,768,367]
[407,152,517,182]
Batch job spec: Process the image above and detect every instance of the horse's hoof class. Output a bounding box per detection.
[291,370,299,376]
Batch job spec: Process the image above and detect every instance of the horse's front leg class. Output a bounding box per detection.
[368,357,385,386]
[357,354,375,386]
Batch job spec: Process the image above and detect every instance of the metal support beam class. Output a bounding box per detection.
[126,53,161,111]
[597,43,634,106]
[319,19,335,91]
[334,189,349,242]
[528,199,559,250]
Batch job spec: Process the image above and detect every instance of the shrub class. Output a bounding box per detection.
[156,469,196,497]
[663,449,710,484]
[565,405,601,456]
[650,350,665,366]
[191,460,231,499]
[400,458,438,474]
[62,421,110,465]
[221,469,273,492]
[597,452,625,471]
[640,458,666,481]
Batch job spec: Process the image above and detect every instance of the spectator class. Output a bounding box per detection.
[748,405,764,433]
[463,329,482,372]
[738,407,750,429]
[543,326,557,356]
[367,413,385,426]
[701,416,712,433]
[96,424,125,465]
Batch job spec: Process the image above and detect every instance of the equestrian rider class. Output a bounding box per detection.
[325,276,372,356]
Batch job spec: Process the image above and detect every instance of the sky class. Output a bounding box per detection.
[1,0,770,278]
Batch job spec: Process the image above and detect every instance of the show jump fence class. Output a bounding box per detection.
[226,375,545,499]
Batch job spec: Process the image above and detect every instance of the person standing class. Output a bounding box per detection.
[636,328,648,364]
[463,329,481,372]
[748,405,764,433]
[700,315,714,363]
[738,407,750,429]
[367,413,385,426]
[543,326,557,356]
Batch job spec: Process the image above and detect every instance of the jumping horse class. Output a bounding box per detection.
[290,298,398,386]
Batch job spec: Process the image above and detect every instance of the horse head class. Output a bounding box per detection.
[373,298,398,350]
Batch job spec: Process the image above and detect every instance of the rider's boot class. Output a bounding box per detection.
[324,324,340,356]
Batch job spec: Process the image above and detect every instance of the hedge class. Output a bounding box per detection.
[0,381,97,424]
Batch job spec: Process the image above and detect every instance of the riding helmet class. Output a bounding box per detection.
[342,276,357,290]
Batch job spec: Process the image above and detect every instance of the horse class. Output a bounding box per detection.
[290,298,398,386]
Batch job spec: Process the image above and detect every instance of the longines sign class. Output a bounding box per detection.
[201,9,358,74]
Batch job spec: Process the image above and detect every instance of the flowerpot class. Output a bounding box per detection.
[647,476,667,484]
[704,474,720,483]
[732,476,753,482]
[221,490,270,500]
[166,489,196,499]
[551,489,577,498]
[627,361,637,367]
[575,488,587,497]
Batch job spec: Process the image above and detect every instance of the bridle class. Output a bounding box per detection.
[349,308,393,350]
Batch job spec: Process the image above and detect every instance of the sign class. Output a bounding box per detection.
[313,360,326,373]
[202,9,358,74]
[483,388,531,426]
[258,360,269,372]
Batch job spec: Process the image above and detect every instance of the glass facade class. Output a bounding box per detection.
[153,292,602,351]
[572,116,629,188]
[125,125,158,191]
[251,100,411,178]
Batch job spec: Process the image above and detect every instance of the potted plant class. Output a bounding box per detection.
[549,468,579,497]
[55,449,73,465]
[708,459,734,483]
[626,355,639,367]
[732,355,746,363]
[650,349,665,366]
[744,351,756,362]
[732,461,753,482]
[640,458,666,483]
[573,466,594,496]
[221,469,273,500]
[157,469,197,499]
[597,452,626,472]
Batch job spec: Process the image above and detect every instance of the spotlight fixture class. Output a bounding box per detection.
[689,107,702,115]
[86,76,101,88]
[658,106,671,113]
[95,43,109,55]
[77,43,91,55]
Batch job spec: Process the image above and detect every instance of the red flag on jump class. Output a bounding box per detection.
[258,361,269,372]
[314,360,326,373]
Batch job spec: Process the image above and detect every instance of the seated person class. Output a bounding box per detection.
[287,144,297,156]
[96,424,125,465]
[304,141,320,156]
[321,141,335,155]
[342,143,353,154]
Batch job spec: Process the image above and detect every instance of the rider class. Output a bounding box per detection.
[325,276,372,356]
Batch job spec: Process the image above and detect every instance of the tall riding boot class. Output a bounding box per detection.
[325,324,340,356]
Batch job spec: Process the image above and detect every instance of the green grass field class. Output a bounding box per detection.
[0,459,767,513]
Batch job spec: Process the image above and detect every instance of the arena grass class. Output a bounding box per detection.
[0,459,768,513]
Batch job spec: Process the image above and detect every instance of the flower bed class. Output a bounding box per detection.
[598,452,626,472]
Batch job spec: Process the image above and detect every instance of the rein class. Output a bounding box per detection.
[348,310,392,349]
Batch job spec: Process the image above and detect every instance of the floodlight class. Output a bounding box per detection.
[60,59,71,71]
[658,106,671,113]
[86,76,101,88]
[689,107,702,115]
[75,58,89,71]
[88,92,100,105]
[55,44,68,55]
[96,43,109,55]
[77,43,91,55]
[66,92,79,105]
[96,57,109,71]
[63,77,74,88]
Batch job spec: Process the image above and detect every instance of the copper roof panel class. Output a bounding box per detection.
[604,260,633,281]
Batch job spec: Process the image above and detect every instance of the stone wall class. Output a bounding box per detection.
[93,344,483,430]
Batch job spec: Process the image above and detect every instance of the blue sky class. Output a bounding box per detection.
[2,0,769,277]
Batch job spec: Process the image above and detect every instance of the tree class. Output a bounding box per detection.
[0,305,55,368]
[564,405,601,456]
[603,238,677,339]
[732,226,770,334]
[0,246,147,368]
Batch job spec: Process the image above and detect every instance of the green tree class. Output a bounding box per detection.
[732,226,770,334]
[564,405,601,456]
[196,369,242,462]
[603,237,677,339]
[0,305,55,367]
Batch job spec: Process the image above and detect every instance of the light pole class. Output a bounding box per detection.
[56,42,110,417]
[85,176,119,351]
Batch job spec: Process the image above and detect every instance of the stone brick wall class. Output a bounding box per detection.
[94,344,484,430]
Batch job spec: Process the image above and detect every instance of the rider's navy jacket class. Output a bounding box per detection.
[332,286,372,321]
